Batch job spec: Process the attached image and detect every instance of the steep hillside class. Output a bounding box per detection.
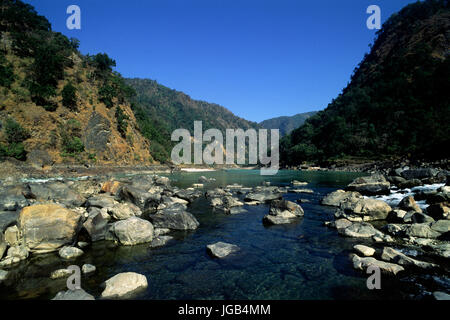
[259,111,317,136]
[281,0,449,165]
[126,78,259,162]
[0,0,153,167]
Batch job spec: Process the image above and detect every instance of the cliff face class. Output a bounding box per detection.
[0,1,153,167]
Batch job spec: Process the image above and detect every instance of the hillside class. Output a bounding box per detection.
[281,0,450,165]
[0,0,153,167]
[126,78,259,162]
[259,111,317,136]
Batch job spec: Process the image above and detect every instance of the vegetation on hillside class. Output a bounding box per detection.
[281,0,450,165]
[259,112,317,136]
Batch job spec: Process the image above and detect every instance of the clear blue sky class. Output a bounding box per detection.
[26,0,417,122]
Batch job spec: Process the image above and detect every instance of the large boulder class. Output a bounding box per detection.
[100,180,122,195]
[338,222,381,238]
[112,217,154,246]
[118,186,161,212]
[346,174,390,195]
[263,200,304,225]
[108,203,142,220]
[0,211,18,232]
[321,190,363,207]
[206,242,240,258]
[401,168,438,180]
[337,198,392,221]
[149,205,199,230]
[100,272,148,299]
[85,194,116,209]
[53,289,95,300]
[405,223,442,239]
[18,204,82,253]
[28,182,85,208]
[426,203,450,220]
[82,209,111,242]
[381,247,438,270]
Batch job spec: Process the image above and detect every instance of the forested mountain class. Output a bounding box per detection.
[281,0,450,165]
[126,78,259,162]
[259,112,317,136]
[0,0,152,166]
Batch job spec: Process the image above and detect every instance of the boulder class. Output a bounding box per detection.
[18,204,82,253]
[430,220,450,234]
[350,254,404,275]
[245,191,282,203]
[0,186,29,211]
[174,189,203,203]
[411,212,435,224]
[59,246,84,259]
[108,203,142,220]
[100,180,122,195]
[206,242,240,258]
[50,268,73,279]
[154,176,170,187]
[85,194,116,209]
[0,211,19,232]
[4,225,20,246]
[338,222,381,238]
[401,168,438,180]
[426,203,450,220]
[53,289,95,300]
[0,233,6,260]
[405,223,442,239]
[398,179,423,189]
[338,198,392,221]
[150,235,174,248]
[398,196,422,213]
[100,272,148,299]
[118,186,161,212]
[83,210,111,242]
[149,205,199,230]
[381,247,438,270]
[346,174,390,195]
[433,292,450,301]
[28,182,85,208]
[263,200,304,225]
[6,245,28,261]
[82,264,96,274]
[354,245,375,257]
[112,217,154,246]
[321,190,363,207]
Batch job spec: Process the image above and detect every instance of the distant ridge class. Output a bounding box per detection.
[259,112,317,136]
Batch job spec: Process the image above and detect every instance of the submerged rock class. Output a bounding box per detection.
[206,242,240,258]
[59,246,84,260]
[350,254,404,275]
[100,272,148,299]
[82,264,96,274]
[53,289,95,300]
[50,268,73,279]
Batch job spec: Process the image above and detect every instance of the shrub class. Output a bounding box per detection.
[4,118,30,144]
[61,82,77,110]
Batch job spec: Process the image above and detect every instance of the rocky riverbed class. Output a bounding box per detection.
[0,167,448,300]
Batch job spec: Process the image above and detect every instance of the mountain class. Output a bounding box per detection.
[281,0,450,165]
[259,112,317,136]
[0,0,152,166]
[125,78,259,162]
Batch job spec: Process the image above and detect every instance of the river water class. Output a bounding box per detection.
[0,170,438,300]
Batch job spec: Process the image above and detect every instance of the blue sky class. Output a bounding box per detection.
[26,0,417,122]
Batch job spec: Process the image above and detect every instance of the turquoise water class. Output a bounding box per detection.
[0,170,420,300]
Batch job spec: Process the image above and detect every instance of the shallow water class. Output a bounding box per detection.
[0,170,443,300]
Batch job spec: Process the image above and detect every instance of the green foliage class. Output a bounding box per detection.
[0,118,29,161]
[115,106,129,137]
[281,0,450,164]
[0,54,15,88]
[59,119,84,157]
[62,82,77,110]
[62,137,84,155]
[98,84,115,108]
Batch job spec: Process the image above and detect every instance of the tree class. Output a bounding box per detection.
[62,83,77,110]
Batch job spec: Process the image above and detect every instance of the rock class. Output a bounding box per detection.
[388,209,408,222]
[263,200,304,225]
[289,188,314,194]
[334,218,353,230]
[0,233,6,260]
[6,245,28,261]
[401,168,438,180]
[108,203,142,220]
[100,272,148,299]
[339,222,381,238]
[321,190,363,207]
[405,223,442,239]
[206,188,232,199]
[118,186,161,212]
[350,254,404,275]
[398,179,423,189]
[59,246,84,259]
[0,186,29,211]
[149,205,199,230]
[291,180,308,186]
[354,245,375,257]
[245,191,282,203]
[0,269,8,282]
[338,198,392,221]
[411,212,435,224]
[154,228,170,237]
[83,209,111,242]
[433,291,450,301]
[346,174,390,195]
[100,181,122,195]
[206,242,240,258]
[28,182,85,208]
[112,217,154,246]
[4,225,19,247]
[150,235,173,248]
[381,247,438,269]
[0,211,19,232]
[78,241,89,248]
[154,176,170,187]
[390,176,407,186]
[229,207,248,215]
[83,111,111,153]
[383,223,408,237]
[52,289,95,300]
[426,203,450,220]
[398,196,422,213]
[85,194,116,209]
[431,220,450,233]
[211,196,244,214]
[429,242,450,259]
[82,264,96,274]
[174,189,202,203]
[19,204,82,253]
[50,268,73,279]
[198,176,215,183]
[157,196,188,210]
